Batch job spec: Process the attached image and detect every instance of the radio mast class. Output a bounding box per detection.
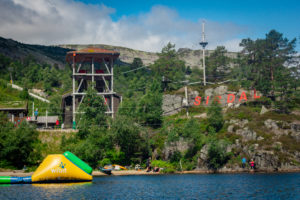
[199,21,208,86]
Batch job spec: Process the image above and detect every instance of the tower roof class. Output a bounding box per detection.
[66,47,120,63]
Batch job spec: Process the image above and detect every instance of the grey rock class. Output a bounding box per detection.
[227,103,234,108]
[163,137,190,160]
[204,88,214,97]
[162,94,183,116]
[227,125,234,133]
[291,123,300,132]
[214,85,228,96]
[240,119,249,127]
[264,119,279,130]
[257,136,264,141]
[260,106,269,115]
[236,127,257,141]
[234,103,240,108]
[254,150,280,171]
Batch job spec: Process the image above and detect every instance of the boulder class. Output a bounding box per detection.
[204,88,214,97]
[291,123,300,132]
[227,125,234,133]
[264,119,279,130]
[236,127,257,141]
[254,150,280,171]
[197,144,209,168]
[257,136,264,141]
[162,94,183,116]
[214,85,228,96]
[163,137,190,160]
[260,105,269,115]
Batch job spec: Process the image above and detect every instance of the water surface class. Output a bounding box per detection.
[0,173,299,199]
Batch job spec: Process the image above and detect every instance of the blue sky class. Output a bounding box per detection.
[1,0,299,52]
[82,0,300,41]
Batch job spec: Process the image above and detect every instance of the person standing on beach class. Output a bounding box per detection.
[242,157,246,168]
[56,119,60,129]
[146,157,151,172]
[250,159,255,170]
[34,108,38,120]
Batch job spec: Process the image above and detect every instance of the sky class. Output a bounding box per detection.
[0,0,299,52]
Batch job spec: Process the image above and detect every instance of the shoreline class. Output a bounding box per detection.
[1,169,300,177]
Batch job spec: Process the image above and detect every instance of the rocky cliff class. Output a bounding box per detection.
[160,85,300,172]
[58,45,238,68]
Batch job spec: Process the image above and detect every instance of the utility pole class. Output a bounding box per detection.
[184,85,189,117]
[32,102,34,118]
[199,21,208,86]
[46,110,48,129]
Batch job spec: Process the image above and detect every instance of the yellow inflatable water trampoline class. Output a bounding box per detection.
[0,151,93,184]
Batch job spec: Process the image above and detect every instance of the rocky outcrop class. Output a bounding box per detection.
[162,94,183,116]
[162,89,199,116]
[264,119,279,130]
[58,44,238,67]
[162,138,191,160]
[177,48,237,68]
[236,127,257,141]
[202,86,261,107]
[196,144,209,170]
[253,150,280,171]
[263,119,300,141]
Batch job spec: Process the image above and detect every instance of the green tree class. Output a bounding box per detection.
[151,42,186,90]
[131,58,143,70]
[239,30,297,97]
[77,86,107,138]
[207,102,224,133]
[110,116,148,164]
[207,140,230,172]
[137,79,163,127]
[0,113,41,168]
[206,46,230,82]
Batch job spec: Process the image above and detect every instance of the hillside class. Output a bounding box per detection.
[58,45,238,68]
[0,37,71,69]
[0,31,299,173]
[0,36,238,69]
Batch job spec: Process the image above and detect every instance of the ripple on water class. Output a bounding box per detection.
[0,173,299,199]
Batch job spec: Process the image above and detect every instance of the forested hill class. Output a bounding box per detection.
[0,30,300,173]
[0,37,71,69]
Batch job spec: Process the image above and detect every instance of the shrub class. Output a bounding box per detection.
[151,160,176,173]
[0,116,41,168]
[206,140,230,172]
[207,102,224,133]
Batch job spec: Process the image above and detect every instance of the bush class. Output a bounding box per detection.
[0,115,41,168]
[151,160,176,173]
[110,116,149,165]
[98,158,111,167]
[207,102,224,133]
[207,140,230,172]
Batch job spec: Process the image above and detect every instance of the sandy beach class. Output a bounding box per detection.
[1,168,299,178]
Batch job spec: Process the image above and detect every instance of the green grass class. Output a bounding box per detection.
[278,134,300,153]
[0,101,27,108]
[38,130,75,158]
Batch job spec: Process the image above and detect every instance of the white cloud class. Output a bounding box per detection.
[0,0,245,52]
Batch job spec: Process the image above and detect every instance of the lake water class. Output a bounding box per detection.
[0,173,300,199]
